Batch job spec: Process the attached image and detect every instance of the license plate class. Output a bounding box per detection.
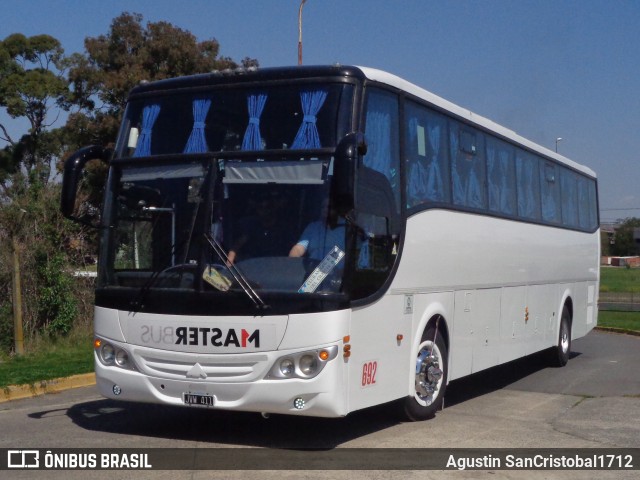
[183,393,215,407]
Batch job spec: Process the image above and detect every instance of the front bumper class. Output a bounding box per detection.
[94,342,348,418]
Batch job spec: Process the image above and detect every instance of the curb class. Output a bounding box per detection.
[594,326,640,337]
[0,373,96,404]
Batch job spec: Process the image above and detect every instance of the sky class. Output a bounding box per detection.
[1,0,638,222]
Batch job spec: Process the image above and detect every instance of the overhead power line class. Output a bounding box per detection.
[601,208,640,212]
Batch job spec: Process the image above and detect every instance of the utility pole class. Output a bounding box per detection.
[298,0,307,65]
[12,233,24,355]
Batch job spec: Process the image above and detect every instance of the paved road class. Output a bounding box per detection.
[1,331,639,479]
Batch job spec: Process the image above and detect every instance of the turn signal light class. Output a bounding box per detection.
[94,338,102,349]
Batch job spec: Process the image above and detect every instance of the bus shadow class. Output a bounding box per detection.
[61,349,580,449]
[64,398,400,449]
[443,349,581,408]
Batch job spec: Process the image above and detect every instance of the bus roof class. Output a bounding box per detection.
[357,66,595,178]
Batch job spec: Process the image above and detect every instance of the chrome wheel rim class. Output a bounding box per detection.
[560,322,570,354]
[414,340,443,407]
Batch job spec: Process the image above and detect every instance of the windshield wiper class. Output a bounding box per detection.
[204,233,269,311]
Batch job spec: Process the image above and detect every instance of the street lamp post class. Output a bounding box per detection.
[298,0,307,65]
[555,137,563,153]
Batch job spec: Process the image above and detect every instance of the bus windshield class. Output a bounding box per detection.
[101,155,347,299]
[99,81,356,307]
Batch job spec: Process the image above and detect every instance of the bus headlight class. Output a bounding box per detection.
[115,349,129,367]
[100,343,116,365]
[299,355,318,375]
[95,338,136,371]
[266,346,338,380]
[279,358,295,377]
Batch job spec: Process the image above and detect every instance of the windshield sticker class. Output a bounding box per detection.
[202,266,232,291]
[298,246,345,293]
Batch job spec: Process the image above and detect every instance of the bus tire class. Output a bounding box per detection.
[551,305,572,367]
[402,329,448,421]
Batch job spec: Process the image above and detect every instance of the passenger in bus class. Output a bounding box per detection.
[289,199,345,261]
[227,190,294,265]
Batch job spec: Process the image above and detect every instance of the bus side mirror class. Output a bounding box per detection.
[332,132,367,213]
[61,145,111,226]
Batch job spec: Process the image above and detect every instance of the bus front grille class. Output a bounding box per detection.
[131,347,270,382]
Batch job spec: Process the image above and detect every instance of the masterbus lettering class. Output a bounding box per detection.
[174,327,260,348]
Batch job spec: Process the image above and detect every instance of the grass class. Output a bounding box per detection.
[600,266,640,293]
[0,329,94,388]
[598,266,640,332]
[597,311,640,332]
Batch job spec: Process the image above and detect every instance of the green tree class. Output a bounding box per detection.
[0,34,70,188]
[65,12,258,149]
[611,218,640,257]
[0,34,86,352]
[0,14,260,353]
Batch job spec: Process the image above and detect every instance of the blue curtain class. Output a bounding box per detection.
[241,93,268,150]
[426,125,443,201]
[133,104,161,157]
[291,89,328,149]
[407,125,443,204]
[561,171,578,226]
[516,155,536,218]
[364,109,392,179]
[450,132,465,204]
[184,98,211,153]
[498,151,513,214]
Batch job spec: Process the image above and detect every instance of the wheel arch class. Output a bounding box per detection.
[413,303,451,387]
[414,301,450,353]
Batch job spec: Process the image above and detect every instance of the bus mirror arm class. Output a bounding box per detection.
[332,132,367,214]
[60,145,111,227]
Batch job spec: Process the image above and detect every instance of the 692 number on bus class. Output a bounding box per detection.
[361,361,378,387]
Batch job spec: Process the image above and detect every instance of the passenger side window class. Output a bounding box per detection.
[577,175,597,230]
[560,168,579,227]
[363,88,401,212]
[486,137,516,216]
[515,150,541,220]
[540,162,561,224]
[405,101,450,207]
[449,121,486,209]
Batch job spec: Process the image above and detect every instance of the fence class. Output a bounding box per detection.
[599,292,640,312]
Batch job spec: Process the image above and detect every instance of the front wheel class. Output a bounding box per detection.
[401,329,448,421]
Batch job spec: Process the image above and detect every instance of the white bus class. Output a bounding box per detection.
[61,65,599,420]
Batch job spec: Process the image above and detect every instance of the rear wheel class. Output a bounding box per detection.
[402,329,448,421]
[551,305,572,367]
